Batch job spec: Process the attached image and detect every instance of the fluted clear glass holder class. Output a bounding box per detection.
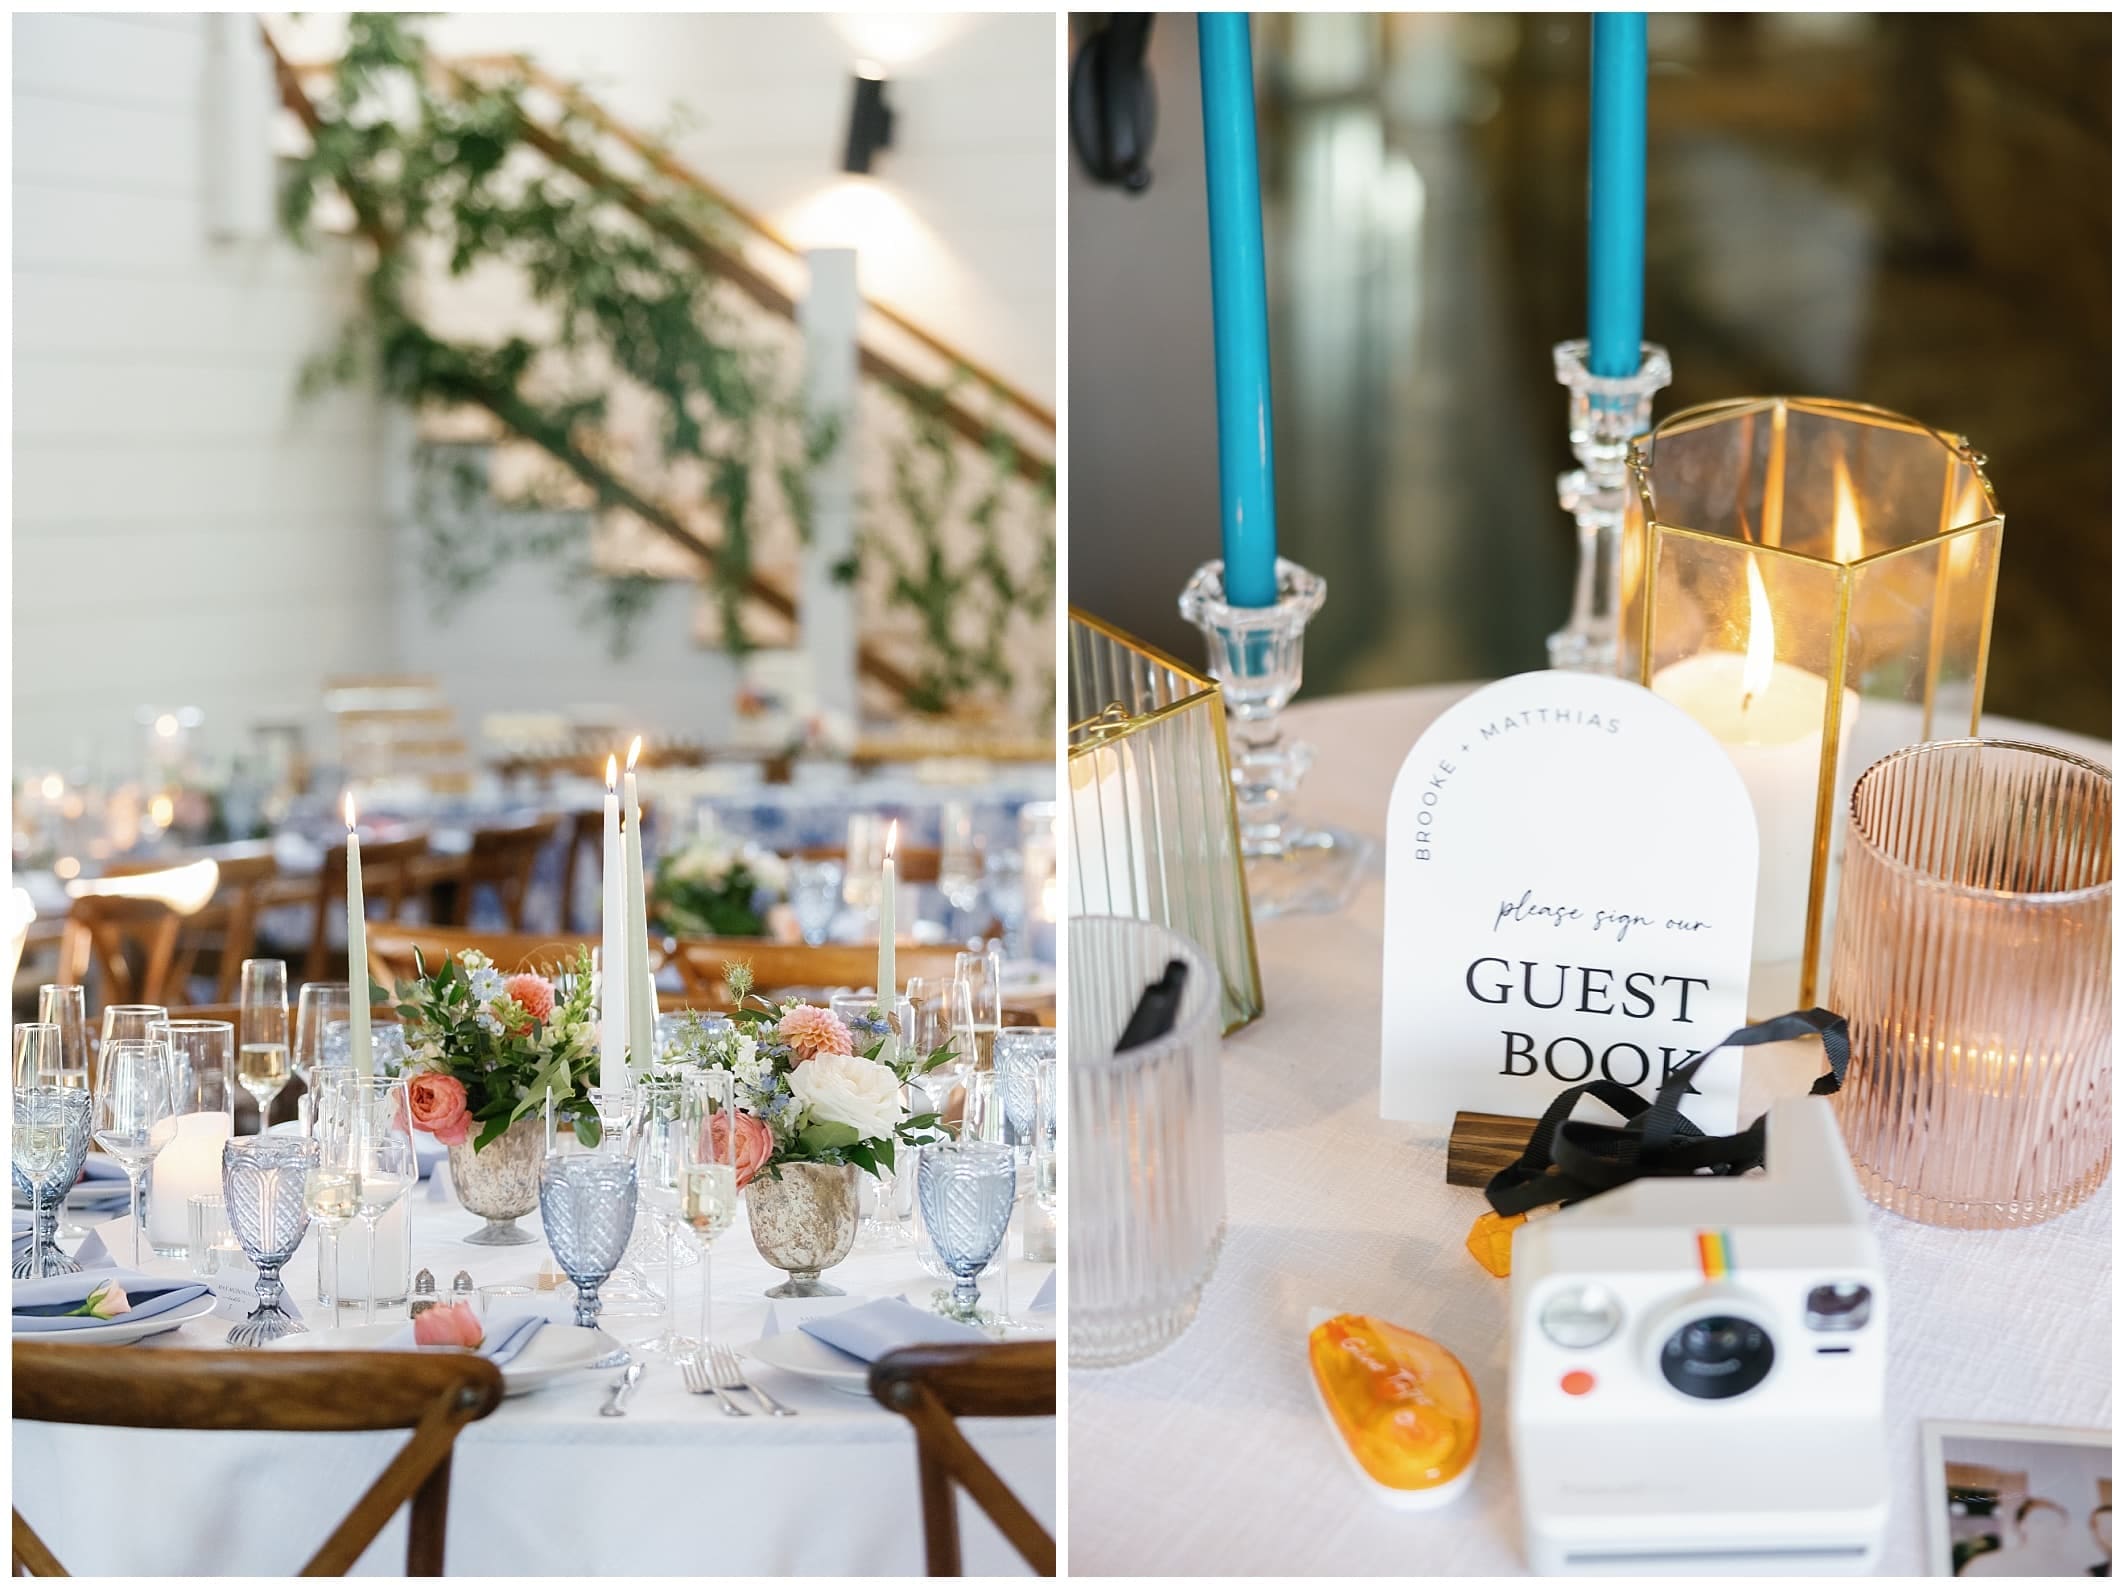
[1179,557,1373,918]
[1547,340,1672,674]
[1829,740,2111,1228]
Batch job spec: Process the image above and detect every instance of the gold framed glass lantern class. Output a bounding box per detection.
[1621,398,2003,1015]
[1068,609,1264,1032]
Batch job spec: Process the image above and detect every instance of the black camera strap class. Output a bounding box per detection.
[1483,1008,1850,1218]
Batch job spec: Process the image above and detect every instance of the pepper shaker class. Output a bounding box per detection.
[450,1270,476,1302]
[408,1268,439,1318]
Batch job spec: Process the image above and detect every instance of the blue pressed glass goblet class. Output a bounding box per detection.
[540,1154,639,1367]
[222,1134,318,1346]
[917,1140,1016,1325]
[13,1087,92,1279]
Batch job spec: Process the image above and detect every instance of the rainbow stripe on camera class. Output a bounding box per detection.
[1696,1230,1734,1281]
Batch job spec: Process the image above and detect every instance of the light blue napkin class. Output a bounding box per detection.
[799,1296,986,1364]
[13,1268,210,1333]
[1029,1269,1056,1312]
[385,1310,546,1366]
[15,1157,129,1212]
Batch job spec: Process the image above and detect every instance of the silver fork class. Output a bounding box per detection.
[679,1350,750,1417]
[712,1341,796,1417]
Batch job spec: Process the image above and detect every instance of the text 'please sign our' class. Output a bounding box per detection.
[1380,672,1758,1134]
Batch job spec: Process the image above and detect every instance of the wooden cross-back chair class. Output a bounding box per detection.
[667,938,967,1006]
[11,1344,503,1576]
[58,895,188,1007]
[421,815,565,932]
[106,845,280,1002]
[870,1341,1056,1576]
[558,802,651,933]
[294,834,432,983]
[365,928,691,1012]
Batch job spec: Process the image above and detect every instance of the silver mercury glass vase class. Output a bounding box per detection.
[746,1161,859,1298]
[448,1115,546,1246]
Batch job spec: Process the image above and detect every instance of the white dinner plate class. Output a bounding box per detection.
[261,1320,607,1396]
[742,1328,875,1396]
[13,1292,218,1346]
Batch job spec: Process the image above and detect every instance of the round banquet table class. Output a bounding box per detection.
[1067,682,2112,1577]
[14,1183,1055,1576]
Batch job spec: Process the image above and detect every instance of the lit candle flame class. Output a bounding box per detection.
[885,820,898,860]
[1830,455,1864,565]
[626,736,643,772]
[606,754,618,791]
[1740,554,1775,714]
[343,791,357,832]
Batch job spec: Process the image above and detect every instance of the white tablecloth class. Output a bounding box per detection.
[15,1179,1054,1576]
[1068,682,2112,1576]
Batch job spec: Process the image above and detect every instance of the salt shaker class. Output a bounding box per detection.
[408,1268,439,1318]
[450,1270,475,1302]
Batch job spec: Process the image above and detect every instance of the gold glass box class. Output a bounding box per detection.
[1620,398,2003,1014]
[1068,610,1264,1032]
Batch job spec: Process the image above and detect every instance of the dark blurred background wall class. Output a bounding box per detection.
[1068,13,2110,736]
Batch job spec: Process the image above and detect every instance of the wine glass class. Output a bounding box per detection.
[917,1140,1016,1326]
[540,1153,639,1368]
[221,1133,318,1346]
[633,1078,694,1358]
[294,982,350,1126]
[13,1087,92,1279]
[91,1038,177,1267]
[953,947,1004,1071]
[315,1073,415,1326]
[238,959,291,1129]
[788,858,844,947]
[963,1071,1032,1333]
[679,1069,740,1354]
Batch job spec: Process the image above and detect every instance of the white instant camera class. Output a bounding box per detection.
[1509,1097,1888,1575]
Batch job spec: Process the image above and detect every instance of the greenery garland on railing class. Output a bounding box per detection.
[281,13,1055,720]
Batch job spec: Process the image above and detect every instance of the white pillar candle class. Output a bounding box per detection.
[878,821,897,1063]
[344,794,372,1078]
[622,738,654,1077]
[148,1111,232,1252]
[1651,558,1858,1008]
[323,1197,410,1308]
[599,756,625,1089]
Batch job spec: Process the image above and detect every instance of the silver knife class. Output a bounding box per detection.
[599,1361,645,1417]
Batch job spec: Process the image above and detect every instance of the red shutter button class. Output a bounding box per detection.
[1560,1370,1596,1396]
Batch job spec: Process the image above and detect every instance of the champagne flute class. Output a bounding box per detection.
[634,1079,693,1358]
[680,1069,741,1353]
[37,988,92,1236]
[293,982,351,1131]
[13,1024,65,1089]
[99,1003,170,1058]
[939,801,985,920]
[842,815,884,920]
[238,959,291,1130]
[953,947,1004,1070]
[92,1038,177,1267]
[1032,1052,1059,1222]
[317,1073,415,1326]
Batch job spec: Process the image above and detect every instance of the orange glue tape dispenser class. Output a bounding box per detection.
[1306,1308,1480,1510]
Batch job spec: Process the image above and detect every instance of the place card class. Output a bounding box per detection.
[1379,672,1756,1133]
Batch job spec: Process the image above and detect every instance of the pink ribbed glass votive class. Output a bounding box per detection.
[1829,740,2111,1227]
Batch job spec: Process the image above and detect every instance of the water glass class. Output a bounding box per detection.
[993,1028,1052,1151]
[294,982,351,1094]
[13,1087,92,1278]
[238,959,292,1128]
[92,1038,178,1268]
[1829,740,2111,1228]
[540,1155,640,1349]
[187,1194,232,1281]
[1070,915,1224,1367]
[164,1020,236,1117]
[99,1004,170,1052]
[222,1134,318,1345]
[790,857,845,946]
[918,1140,1016,1324]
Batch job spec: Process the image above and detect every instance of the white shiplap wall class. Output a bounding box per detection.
[12,13,390,771]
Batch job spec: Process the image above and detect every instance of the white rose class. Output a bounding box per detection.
[787,1052,904,1142]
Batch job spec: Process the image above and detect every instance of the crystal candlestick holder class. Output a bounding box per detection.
[1180,557,1372,918]
[1546,340,1672,674]
[584,1083,662,1319]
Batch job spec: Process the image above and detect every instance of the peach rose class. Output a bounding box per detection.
[777,1005,854,1064]
[504,973,555,1031]
[406,1072,471,1146]
[413,1301,483,1349]
[707,1109,776,1190]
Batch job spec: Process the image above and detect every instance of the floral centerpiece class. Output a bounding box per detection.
[651,832,790,939]
[392,947,600,1246]
[666,966,953,1295]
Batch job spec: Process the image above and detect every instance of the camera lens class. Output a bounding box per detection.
[1660,1312,1774,1400]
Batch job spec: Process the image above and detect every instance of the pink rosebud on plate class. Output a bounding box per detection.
[413,1300,484,1350]
[65,1279,130,1320]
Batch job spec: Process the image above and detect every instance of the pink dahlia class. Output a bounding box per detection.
[504,972,555,1027]
[777,1004,854,1064]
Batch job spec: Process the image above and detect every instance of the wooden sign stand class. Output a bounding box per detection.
[1445,1111,1539,1188]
